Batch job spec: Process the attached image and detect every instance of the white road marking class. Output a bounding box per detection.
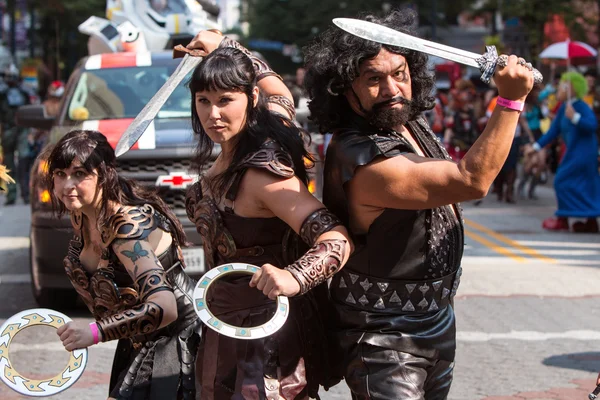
[458,330,600,342]
[518,240,600,249]
[0,274,31,284]
[6,340,118,353]
[532,249,600,256]
[0,237,29,250]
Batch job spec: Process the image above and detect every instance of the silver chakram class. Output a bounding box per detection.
[332,18,543,85]
[193,263,290,340]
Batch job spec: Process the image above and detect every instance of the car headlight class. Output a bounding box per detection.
[38,160,49,174]
[308,178,316,194]
[39,189,51,204]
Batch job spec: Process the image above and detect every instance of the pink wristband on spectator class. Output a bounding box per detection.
[89,322,99,345]
[497,97,524,112]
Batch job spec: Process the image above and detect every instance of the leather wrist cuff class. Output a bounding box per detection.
[299,208,343,246]
[218,37,282,82]
[285,239,346,295]
[97,301,164,342]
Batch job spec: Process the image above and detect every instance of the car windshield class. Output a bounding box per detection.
[148,0,188,16]
[67,66,190,121]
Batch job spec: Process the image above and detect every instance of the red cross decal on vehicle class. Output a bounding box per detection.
[155,172,197,189]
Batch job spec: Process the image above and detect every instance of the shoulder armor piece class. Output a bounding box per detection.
[326,129,412,189]
[323,129,413,227]
[370,131,413,156]
[101,204,158,247]
[238,141,294,178]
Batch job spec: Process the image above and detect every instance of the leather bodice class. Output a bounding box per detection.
[186,141,303,271]
[323,115,464,281]
[63,206,197,329]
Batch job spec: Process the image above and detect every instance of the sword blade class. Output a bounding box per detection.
[332,18,481,68]
[114,54,202,157]
[332,18,543,85]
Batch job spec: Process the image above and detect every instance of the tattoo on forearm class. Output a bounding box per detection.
[120,241,150,262]
[97,301,164,341]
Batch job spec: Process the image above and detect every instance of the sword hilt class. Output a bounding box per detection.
[173,44,206,60]
[476,46,543,85]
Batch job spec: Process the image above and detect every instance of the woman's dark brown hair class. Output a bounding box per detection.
[189,47,312,200]
[46,129,186,245]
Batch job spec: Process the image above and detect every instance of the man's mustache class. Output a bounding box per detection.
[373,95,412,110]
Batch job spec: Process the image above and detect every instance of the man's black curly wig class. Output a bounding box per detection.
[303,9,436,133]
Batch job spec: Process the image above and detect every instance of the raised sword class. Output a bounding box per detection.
[114,46,203,157]
[332,18,543,85]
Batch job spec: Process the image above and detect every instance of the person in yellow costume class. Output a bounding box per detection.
[0,164,16,192]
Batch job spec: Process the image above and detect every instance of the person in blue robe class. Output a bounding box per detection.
[526,71,600,233]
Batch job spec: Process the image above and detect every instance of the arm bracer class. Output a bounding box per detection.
[285,239,346,295]
[97,269,172,341]
[135,268,172,302]
[267,95,296,120]
[299,208,343,246]
[97,301,164,342]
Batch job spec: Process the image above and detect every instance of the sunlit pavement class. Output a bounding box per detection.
[1,181,599,399]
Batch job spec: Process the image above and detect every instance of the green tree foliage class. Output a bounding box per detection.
[245,0,484,48]
[245,0,389,48]
[30,0,106,78]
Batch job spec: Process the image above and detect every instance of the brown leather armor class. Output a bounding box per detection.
[97,301,164,342]
[186,140,297,269]
[101,204,167,246]
[299,208,343,246]
[267,94,296,120]
[236,144,295,178]
[64,206,176,340]
[135,268,172,301]
[185,188,237,270]
[285,239,346,294]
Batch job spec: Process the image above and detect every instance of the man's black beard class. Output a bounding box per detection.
[366,95,415,129]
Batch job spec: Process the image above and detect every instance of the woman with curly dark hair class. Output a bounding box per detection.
[47,130,201,399]
[182,31,352,398]
[304,8,535,399]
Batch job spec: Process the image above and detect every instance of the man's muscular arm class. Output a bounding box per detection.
[350,55,534,210]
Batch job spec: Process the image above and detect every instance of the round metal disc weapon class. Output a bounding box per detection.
[193,263,290,340]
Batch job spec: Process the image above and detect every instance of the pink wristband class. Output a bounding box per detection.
[89,322,100,345]
[496,96,524,112]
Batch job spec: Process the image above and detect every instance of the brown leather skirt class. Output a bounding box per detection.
[196,276,336,400]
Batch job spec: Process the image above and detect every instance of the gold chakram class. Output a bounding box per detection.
[0,309,87,396]
[193,263,290,339]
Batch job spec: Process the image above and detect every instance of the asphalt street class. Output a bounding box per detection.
[1,183,599,400]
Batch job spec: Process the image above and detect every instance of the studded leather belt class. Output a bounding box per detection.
[330,267,462,313]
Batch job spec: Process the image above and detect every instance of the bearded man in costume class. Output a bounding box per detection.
[303,9,535,399]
